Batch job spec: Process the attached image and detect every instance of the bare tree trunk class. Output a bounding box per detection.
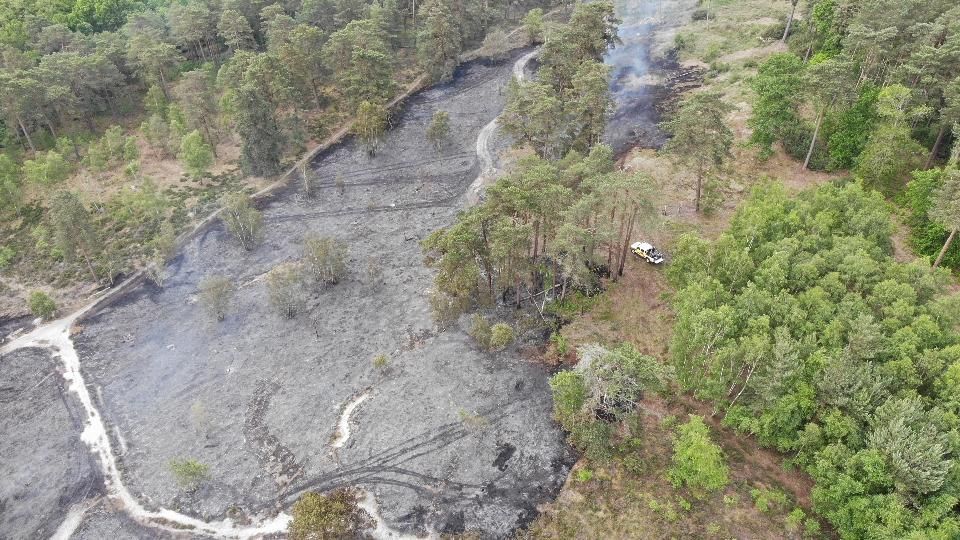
[803,109,825,170]
[781,0,797,42]
[514,275,521,308]
[42,113,58,139]
[69,133,82,161]
[17,115,35,152]
[934,227,958,268]
[617,209,637,277]
[926,123,948,169]
[606,206,616,266]
[158,70,169,99]
[81,248,98,283]
[694,169,702,212]
[532,220,540,259]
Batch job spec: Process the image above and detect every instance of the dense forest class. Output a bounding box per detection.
[749,0,960,267]
[424,0,960,537]
[0,0,558,302]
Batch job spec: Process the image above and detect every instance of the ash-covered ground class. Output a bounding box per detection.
[68,51,574,538]
[0,347,99,538]
[606,0,700,153]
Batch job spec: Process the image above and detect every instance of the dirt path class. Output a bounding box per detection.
[465,48,539,206]
[1,307,294,538]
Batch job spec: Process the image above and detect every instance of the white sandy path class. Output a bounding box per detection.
[3,309,292,539]
[464,48,540,206]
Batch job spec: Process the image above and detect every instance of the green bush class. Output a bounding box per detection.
[0,245,14,269]
[750,487,789,513]
[302,234,347,287]
[198,275,234,321]
[488,322,515,351]
[266,263,306,318]
[289,490,373,540]
[469,314,492,349]
[168,458,209,490]
[782,122,830,170]
[827,83,879,169]
[904,169,960,269]
[22,151,71,184]
[28,291,57,319]
[668,415,729,493]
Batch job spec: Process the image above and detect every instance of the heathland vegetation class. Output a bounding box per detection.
[0,0,562,311]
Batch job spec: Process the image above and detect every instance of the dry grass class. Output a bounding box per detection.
[525,2,860,538]
[525,397,816,540]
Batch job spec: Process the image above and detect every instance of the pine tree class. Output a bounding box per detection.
[661,92,734,212]
[234,85,285,176]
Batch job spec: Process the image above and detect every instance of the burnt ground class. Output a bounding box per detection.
[65,50,573,538]
[606,0,701,154]
[0,347,100,538]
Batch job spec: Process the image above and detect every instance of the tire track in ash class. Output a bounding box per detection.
[318,152,475,181]
[243,380,305,495]
[419,71,502,105]
[272,394,543,508]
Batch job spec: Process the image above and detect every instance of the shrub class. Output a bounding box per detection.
[28,291,56,319]
[289,490,373,540]
[549,369,613,461]
[575,468,593,482]
[481,28,510,61]
[168,458,209,490]
[428,290,469,330]
[266,263,305,318]
[751,487,789,513]
[373,354,389,370]
[523,8,544,44]
[426,110,451,151]
[458,409,490,430]
[549,331,569,360]
[668,415,729,493]
[904,169,960,269]
[221,193,263,251]
[786,507,806,531]
[469,314,491,349]
[22,151,71,184]
[302,234,347,287]
[0,245,14,269]
[488,322,515,351]
[198,275,234,321]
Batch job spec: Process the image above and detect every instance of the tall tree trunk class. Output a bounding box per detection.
[803,108,825,170]
[617,209,637,277]
[158,70,169,99]
[933,227,958,268]
[532,219,540,259]
[42,113,57,139]
[694,168,703,212]
[606,206,616,266]
[926,123,948,170]
[540,220,548,256]
[202,123,219,158]
[782,0,797,42]
[312,79,324,110]
[514,275,521,308]
[17,115,35,152]
[81,248,99,283]
[70,133,82,161]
